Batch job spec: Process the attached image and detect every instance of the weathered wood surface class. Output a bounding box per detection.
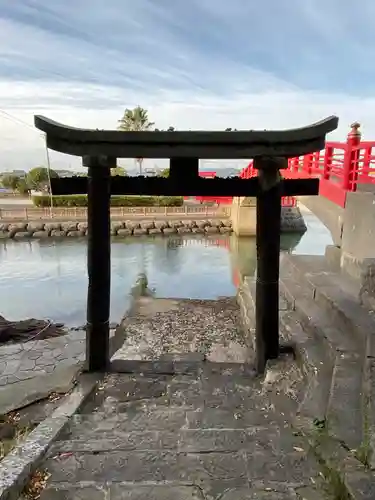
[35,115,339,159]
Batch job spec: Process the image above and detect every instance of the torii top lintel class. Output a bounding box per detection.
[34,115,338,160]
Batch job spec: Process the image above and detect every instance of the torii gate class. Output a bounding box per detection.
[34,115,338,373]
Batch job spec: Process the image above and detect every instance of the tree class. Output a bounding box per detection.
[111,166,127,177]
[26,167,59,191]
[16,178,29,195]
[158,167,170,178]
[1,174,21,192]
[118,106,155,175]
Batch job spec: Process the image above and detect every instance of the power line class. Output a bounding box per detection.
[0,109,41,134]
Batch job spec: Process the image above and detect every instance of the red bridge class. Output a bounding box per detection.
[190,122,374,209]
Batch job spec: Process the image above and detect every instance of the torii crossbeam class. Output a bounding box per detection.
[35,115,338,374]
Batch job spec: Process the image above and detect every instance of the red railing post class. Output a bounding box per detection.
[323,145,334,180]
[342,122,361,192]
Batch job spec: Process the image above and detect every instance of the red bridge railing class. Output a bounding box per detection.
[241,122,375,208]
[187,123,375,209]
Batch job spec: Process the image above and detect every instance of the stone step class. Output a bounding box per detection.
[39,482,302,500]
[61,405,285,440]
[280,274,366,451]
[51,425,307,455]
[280,311,332,423]
[41,448,317,487]
[80,371,263,415]
[281,276,365,357]
[326,352,365,450]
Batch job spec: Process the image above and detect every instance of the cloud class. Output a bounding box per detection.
[0,0,373,171]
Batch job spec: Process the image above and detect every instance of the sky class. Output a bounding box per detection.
[0,0,374,172]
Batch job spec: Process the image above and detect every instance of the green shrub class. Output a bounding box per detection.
[32,195,183,208]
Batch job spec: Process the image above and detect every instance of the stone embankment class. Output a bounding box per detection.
[0,206,307,239]
[0,219,233,239]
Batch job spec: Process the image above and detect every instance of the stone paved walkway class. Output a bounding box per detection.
[112,296,250,363]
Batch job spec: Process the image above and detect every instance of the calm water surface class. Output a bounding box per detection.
[0,211,332,326]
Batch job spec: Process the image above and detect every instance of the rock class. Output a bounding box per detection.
[163,227,177,234]
[111,222,124,232]
[50,230,67,237]
[78,222,88,232]
[209,219,223,227]
[9,222,27,231]
[196,220,210,228]
[182,220,197,229]
[177,227,192,234]
[133,228,148,236]
[32,230,49,238]
[169,220,184,228]
[220,226,233,233]
[154,220,168,230]
[13,231,32,239]
[27,222,45,232]
[191,227,205,234]
[0,223,9,231]
[222,220,232,227]
[149,228,162,235]
[67,230,83,237]
[117,228,132,236]
[44,222,62,232]
[125,221,140,230]
[61,221,78,232]
[205,226,219,234]
[140,221,155,230]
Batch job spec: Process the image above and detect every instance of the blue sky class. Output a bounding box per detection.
[0,0,374,171]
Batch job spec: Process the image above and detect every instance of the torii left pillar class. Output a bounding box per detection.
[84,155,116,372]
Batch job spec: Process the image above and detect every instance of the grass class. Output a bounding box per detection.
[0,412,35,461]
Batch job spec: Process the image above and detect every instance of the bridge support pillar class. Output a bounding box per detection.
[231,197,257,236]
[231,197,307,236]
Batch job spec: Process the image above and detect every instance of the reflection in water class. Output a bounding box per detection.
[0,211,333,326]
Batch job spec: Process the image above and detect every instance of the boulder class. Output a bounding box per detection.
[163,227,177,234]
[191,227,205,234]
[219,226,233,233]
[61,221,78,232]
[27,222,45,232]
[196,220,210,229]
[67,230,84,237]
[78,222,88,232]
[222,220,232,228]
[177,227,192,234]
[50,230,66,237]
[169,220,184,228]
[205,226,219,234]
[32,231,50,238]
[125,221,140,230]
[133,228,148,236]
[182,220,197,229]
[13,231,32,239]
[44,222,62,232]
[117,228,132,236]
[140,221,155,230]
[0,223,9,232]
[209,219,223,228]
[154,220,168,230]
[149,228,162,235]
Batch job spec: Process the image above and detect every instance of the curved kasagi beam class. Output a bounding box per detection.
[34,115,339,159]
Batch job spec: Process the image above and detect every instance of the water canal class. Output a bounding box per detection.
[0,210,332,327]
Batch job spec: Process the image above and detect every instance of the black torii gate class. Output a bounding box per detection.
[34,115,338,374]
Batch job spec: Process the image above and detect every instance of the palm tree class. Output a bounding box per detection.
[118,106,155,175]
